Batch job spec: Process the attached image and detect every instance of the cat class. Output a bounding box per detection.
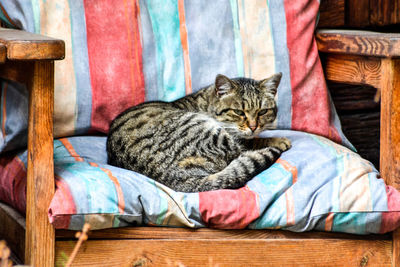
[107,73,291,192]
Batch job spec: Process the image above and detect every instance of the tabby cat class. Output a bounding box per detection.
[107,73,291,192]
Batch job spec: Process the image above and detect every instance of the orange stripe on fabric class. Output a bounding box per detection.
[0,3,19,28]
[285,187,295,226]
[132,0,145,104]
[276,158,298,184]
[89,162,125,214]
[178,0,192,95]
[325,212,334,231]
[59,138,84,162]
[2,82,7,138]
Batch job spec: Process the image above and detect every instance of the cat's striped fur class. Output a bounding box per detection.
[107,73,291,192]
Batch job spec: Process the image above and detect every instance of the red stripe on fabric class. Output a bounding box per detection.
[178,0,192,95]
[84,0,145,133]
[199,186,259,229]
[48,176,77,229]
[89,162,125,214]
[379,185,400,233]
[285,187,295,226]
[325,212,334,231]
[284,0,341,143]
[59,138,84,162]
[276,158,298,184]
[2,82,7,138]
[0,156,26,213]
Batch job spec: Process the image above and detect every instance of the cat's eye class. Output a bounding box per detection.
[258,109,269,116]
[232,109,245,116]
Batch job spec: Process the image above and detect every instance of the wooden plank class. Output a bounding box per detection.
[322,54,382,89]
[347,0,370,27]
[0,28,64,60]
[0,202,25,262]
[0,60,33,84]
[394,228,400,267]
[316,30,400,58]
[318,0,345,28]
[25,61,55,267]
[379,58,400,190]
[0,43,6,63]
[55,239,392,267]
[370,0,400,26]
[56,227,391,241]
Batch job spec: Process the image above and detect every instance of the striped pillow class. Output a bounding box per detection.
[0,0,351,152]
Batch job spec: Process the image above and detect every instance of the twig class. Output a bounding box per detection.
[65,223,91,267]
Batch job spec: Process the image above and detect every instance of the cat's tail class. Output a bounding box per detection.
[197,146,285,192]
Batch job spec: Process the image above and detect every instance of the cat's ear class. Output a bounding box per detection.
[259,72,282,96]
[215,74,234,97]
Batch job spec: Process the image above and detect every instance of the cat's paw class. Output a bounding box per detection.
[272,137,291,152]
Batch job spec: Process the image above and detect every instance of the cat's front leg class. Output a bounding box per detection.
[244,137,291,151]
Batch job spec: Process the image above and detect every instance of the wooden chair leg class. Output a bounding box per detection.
[379,58,400,267]
[25,61,55,267]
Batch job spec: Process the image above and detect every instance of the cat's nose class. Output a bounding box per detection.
[249,124,257,132]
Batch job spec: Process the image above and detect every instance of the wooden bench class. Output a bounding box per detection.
[0,27,399,266]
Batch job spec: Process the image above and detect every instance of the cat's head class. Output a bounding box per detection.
[212,73,282,138]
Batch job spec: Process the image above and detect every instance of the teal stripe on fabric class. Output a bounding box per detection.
[0,10,15,28]
[31,0,40,33]
[332,212,367,234]
[229,0,244,77]
[146,0,185,101]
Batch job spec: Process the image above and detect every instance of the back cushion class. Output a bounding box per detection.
[0,0,351,152]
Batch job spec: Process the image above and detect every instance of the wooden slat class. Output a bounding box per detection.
[25,61,55,267]
[0,60,33,84]
[56,227,391,240]
[0,202,25,262]
[379,58,400,191]
[0,43,6,63]
[379,58,400,267]
[316,30,400,58]
[55,239,392,267]
[370,0,400,26]
[0,28,64,60]
[347,0,371,27]
[318,0,345,28]
[322,54,382,88]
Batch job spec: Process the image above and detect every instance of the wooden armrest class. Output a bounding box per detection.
[316,29,400,58]
[0,28,64,60]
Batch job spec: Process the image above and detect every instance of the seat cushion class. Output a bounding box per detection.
[0,0,351,152]
[1,131,398,234]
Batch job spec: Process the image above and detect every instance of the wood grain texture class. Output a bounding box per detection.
[322,54,382,88]
[0,60,33,84]
[318,0,345,28]
[316,30,400,58]
[370,0,400,26]
[379,58,400,191]
[0,202,25,262]
[55,239,392,267]
[25,61,55,267]
[0,28,64,60]
[56,227,391,240]
[347,0,370,27]
[0,43,6,63]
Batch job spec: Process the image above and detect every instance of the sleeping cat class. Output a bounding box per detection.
[107,73,291,192]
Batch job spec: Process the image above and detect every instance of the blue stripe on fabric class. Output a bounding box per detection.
[229,0,244,77]
[145,0,186,101]
[0,1,36,31]
[185,0,238,91]
[332,212,367,234]
[68,0,92,134]
[268,1,292,129]
[139,0,159,101]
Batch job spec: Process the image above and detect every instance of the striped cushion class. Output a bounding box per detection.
[0,0,351,152]
[0,131,399,234]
